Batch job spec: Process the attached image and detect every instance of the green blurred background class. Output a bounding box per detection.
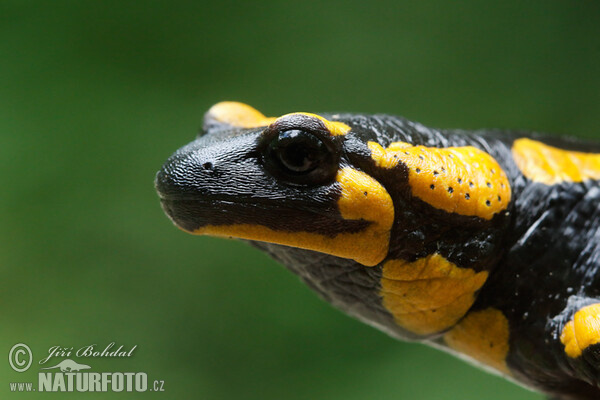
[2,1,599,399]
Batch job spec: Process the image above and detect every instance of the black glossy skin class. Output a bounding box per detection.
[156,112,600,400]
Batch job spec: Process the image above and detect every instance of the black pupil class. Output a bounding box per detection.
[269,129,328,174]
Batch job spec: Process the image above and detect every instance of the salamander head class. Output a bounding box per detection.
[155,102,394,266]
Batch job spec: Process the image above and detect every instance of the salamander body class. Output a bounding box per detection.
[155,102,600,399]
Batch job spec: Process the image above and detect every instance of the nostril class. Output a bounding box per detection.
[202,162,213,170]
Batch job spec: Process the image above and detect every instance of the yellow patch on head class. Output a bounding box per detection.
[444,308,511,374]
[560,303,600,358]
[337,167,394,232]
[512,138,600,185]
[206,102,351,136]
[369,141,511,220]
[193,168,393,266]
[206,101,277,128]
[380,254,488,335]
[275,112,351,136]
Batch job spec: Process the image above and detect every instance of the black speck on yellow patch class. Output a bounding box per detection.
[380,253,488,335]
[443,308,510,374]
[369,141,511,220]
[560,303,600,358]
[512,138,600,185]
[335,167,394,265]
[193,167,393,266]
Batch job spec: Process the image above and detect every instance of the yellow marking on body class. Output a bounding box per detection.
[444,308,510,374]
[512,138,600,185]
[380,254,488,335]
[369,141,511,220]
[275,112,351,136]
[193,168,393,266]
[206,101,277,128]
[560,303,600,358]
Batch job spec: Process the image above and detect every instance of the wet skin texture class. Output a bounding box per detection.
[156,102,600,400]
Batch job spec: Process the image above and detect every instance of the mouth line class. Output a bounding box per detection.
[158,193,284,208]
[159,195,372,237]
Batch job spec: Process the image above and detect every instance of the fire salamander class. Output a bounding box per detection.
[155,101,600,400]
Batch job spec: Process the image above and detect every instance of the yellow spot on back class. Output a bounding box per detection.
[560,303,600,358]
[369,142,511,220]
[275,112,351,136]
[193,168,393,266]
[207,101,277,128]
[512,138,600,185]
[444,308,510,374]
[380,254,488,335]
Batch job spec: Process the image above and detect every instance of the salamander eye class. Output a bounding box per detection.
[268,129,327,173]
[263,128,339,185]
